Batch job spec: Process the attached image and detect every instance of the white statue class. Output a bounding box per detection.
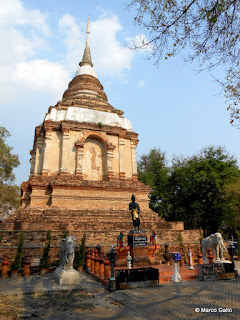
[60,236,76,270]
[127,251,132,269]
[188,248,194,270]
[54,235,81,285]
[201,232,228,261]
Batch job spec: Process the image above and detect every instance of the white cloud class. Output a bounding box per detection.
[58,14,83,71]
[15,60,70,93]
[138,80,145,87]
[0,0,49,34]
[58,14,135,78]
[0,0,69,106]
[91,16,134,77]
[0,2,149,107]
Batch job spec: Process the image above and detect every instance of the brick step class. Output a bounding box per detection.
[41,213,158,222]
[20,220,158,228]
[13,215,164,224]
[181,274,197,281]
[158,275,172,284]
[26,215,157,222]
[14,211,158,219]
[16,209,161,220]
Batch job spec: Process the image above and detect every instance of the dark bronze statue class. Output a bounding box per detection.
[129,194,141,230]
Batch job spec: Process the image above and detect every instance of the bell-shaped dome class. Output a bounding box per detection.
[62,17,108,103]
[62,74,108,102]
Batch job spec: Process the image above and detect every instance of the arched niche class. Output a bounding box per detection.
[82,136,107,181]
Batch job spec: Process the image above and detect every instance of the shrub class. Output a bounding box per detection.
[178,232,187,264]
[39,230,51,269]
[75,233,86,267]
[0,233,4,244]
[12,231,25,271]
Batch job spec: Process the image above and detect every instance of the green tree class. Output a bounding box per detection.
[128,0,240,125]
[0,127,20,219]
[39,230,51,269]
[75,233,86,268]
[138,146,240,236]
[167,146,240,236]
[223,179,240,237]
[138,148,170,216]
[12,231,25,271]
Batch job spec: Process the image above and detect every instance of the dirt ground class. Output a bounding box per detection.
[0,289,121,319]
[0,272,240,320]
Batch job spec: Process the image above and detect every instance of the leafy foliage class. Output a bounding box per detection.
[138,146,240,236]
[75,233,86,267]
[178,232,186,263]
[128,0,240,125]
[39,230,51,269]
[138,148,170,216]
[62,230,69,238]
[11,231,25,271]
[0,127,20,184]
[0,127,20,219]
[223,179,240,236]
[167,146,240,235]
[0,233,4,244]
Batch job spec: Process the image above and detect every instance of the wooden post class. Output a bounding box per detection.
[197,247,203,265]
[99,251,105,279]
[104,255,110,280]
[91,249,95,274]
[179,247,184,267]
[1,255,9,278]
[208,248,214,264]
[95,253,100,277]
[23,255,30,277]
[86,248,91,272]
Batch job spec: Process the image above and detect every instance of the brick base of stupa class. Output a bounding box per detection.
[0,175,200,264]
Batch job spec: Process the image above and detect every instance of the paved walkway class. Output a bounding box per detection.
[0,271,239,319]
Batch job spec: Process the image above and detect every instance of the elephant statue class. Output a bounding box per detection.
[60,236,76,270]
[201,232,228,261]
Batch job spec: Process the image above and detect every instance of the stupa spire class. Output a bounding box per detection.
[80,17,93,67]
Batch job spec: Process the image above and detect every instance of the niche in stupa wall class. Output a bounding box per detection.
[69,132,78,174]
[124,139,133,179]
[48,131,61,174]
[82,137,107,181]
[109,135,119,177]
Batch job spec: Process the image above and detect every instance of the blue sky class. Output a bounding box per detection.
[1,0,239,185]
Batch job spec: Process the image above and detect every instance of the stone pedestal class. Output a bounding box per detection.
[128,230,151,267]
[115,246,130,267]
[54,267,81,285]
[171,262,182,283]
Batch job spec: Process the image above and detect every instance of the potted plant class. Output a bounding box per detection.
[11,231,25,277]
[75,233,86,272]
[39,230,51,275]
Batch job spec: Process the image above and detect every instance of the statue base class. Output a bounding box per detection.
[214,259,232,264]
[127,230,151,267]
[54,267,81,285]
[128,229,146,234]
